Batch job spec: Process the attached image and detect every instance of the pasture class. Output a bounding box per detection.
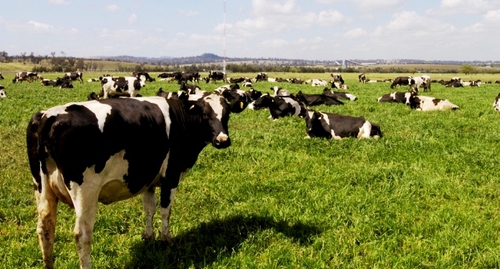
[1,72,500,268]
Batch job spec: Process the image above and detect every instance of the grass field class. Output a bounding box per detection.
[1,72,500,268]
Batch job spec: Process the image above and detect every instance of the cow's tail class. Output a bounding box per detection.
[27,112,44,193]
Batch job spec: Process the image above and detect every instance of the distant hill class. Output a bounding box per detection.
[93,53,500,68]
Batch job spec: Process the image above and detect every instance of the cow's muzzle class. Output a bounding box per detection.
[213,132,231,149]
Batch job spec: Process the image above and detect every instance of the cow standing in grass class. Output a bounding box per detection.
[27,93,248,269]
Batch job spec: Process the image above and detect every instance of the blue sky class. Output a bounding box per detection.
[1,0,500,61]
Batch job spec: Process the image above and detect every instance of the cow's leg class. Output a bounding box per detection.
[159,170,188,243]
[142,186,156,241]
[35,175,58,269]
[69,182,100,269]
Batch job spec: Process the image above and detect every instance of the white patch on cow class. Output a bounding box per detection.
[203,94,225,121]
[0,89,6,98]
[216,131,229,143]
[357,121,372,139]
[42,101,112,132]
[283,97,301,117]
[319,112,340,140]
[345,93,357,101]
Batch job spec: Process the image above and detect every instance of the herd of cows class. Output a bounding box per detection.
[0,69,496,268]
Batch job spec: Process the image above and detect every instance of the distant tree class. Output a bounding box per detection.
[459,64,477,75]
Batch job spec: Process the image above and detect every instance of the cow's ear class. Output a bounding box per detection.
[185,99,203,114]
[228,99,248,113]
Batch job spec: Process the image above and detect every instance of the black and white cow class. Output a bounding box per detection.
[377,91,412,103]
[330,73,345,84]
[13,71,38,83]
[100,76,145,99]
[295,91,344,106]
[492,93,500,111]
[304,109,382,140]
[0,85,5,98]
[63,72,83,84]
[405,92,459,111]
[322,88,357,101]
[358,73,366,83]
[26,93,247,269]
[252,93,306,119]
[306,79,329,87]
[255,72,268,82]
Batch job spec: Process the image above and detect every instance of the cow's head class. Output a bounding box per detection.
[251,93,272,110]
[186,93,245,149]
[405,91,419,109]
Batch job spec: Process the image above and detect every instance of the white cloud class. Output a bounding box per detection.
[48,0,69,5]
[252,0,298,15]
[129,14,137,23]
[344,28,367,38]
[352,0,402,10]
[317,9,350,26]
[105,5,119,11]
[28,21,55,32]
[427,0,493,15]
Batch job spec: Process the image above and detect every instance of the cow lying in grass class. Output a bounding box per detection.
[252,93,306,120]
[295,91,344,106]
[304,109,382,140]
[406,92,459,111]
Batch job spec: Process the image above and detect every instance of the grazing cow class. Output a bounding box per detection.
[13,72,38,83]
[26,92,247,269]
[330,73,345,84]
[295,91,344,106]
[492,93,500,111]
[322,88,357,101]
[158,72,180,79]
[0,85,5,98]
[304,109,382,140]
[390,76,412,89]
[63,72,83,84]
[59,77,74,89]
[100,76,144,99]
[207,71,225,83]
[175,72,200,84]
[405,92,459,111]
[358,73,366,83]
[377,91,412,103]
[0,72,4,80]
[180,81,205,95]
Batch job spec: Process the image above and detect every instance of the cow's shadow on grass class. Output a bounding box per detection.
[125,214,321,268]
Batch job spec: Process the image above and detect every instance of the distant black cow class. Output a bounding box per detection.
[158,72,180,79]
[390,76,412,89]
[133,72,155,82]
[255,72,268,82]
[0,72,4,80]
[63,72,83,83]
[304,109,382,140]
[295,91,344,106]
[175,72,200,84]
[207,71,225,83]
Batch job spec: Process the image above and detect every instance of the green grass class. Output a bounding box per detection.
[1,72,500,268]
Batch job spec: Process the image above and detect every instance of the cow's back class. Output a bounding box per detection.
[28,97,171,204]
